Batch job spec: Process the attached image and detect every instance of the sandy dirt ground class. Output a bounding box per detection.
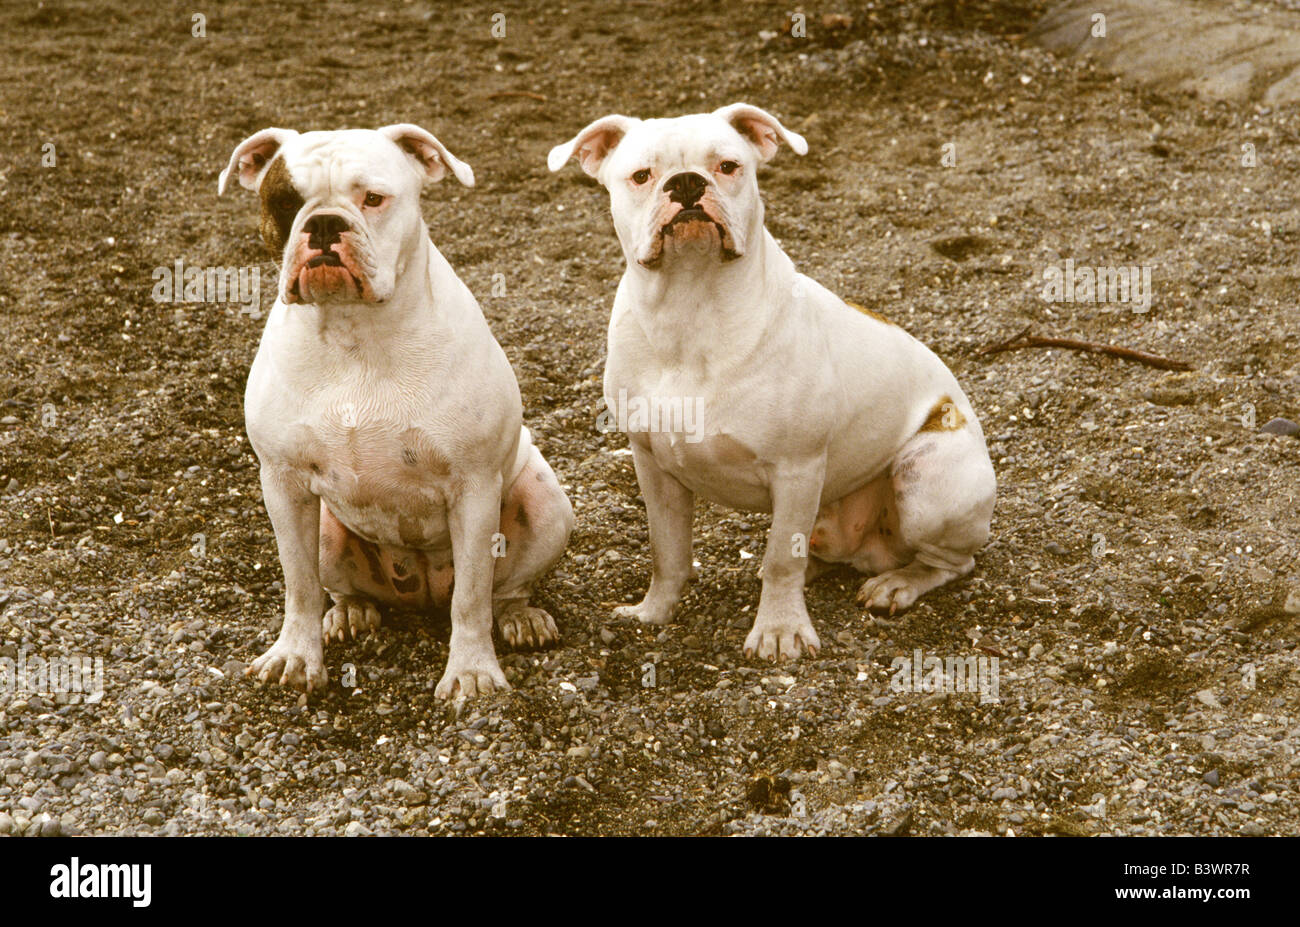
[0,0,1297,836]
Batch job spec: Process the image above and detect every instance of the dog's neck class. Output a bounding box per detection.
[625,226,792,371]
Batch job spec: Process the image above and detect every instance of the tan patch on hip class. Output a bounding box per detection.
[918,395,966,432]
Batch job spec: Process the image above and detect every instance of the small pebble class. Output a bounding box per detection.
[1259,417,1299,436]
[1195,690,1222,709]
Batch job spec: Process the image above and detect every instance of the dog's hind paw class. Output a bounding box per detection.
[323,595,382,642]
[857,562,952,615]
[495,604,560,650]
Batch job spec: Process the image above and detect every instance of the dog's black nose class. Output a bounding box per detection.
[303,213,349,249]
[663,172,708,207]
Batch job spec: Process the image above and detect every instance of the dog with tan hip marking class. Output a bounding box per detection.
[549,103,996,662]
[219,124,573,697]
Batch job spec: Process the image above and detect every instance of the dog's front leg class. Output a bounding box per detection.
[745,461,825,662]
[436,476,509,698]
[248,468,328,690]
[614,438,694,625]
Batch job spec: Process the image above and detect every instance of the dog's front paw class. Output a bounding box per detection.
[323,595,382,642]
[496,604,560,650]
[743,612,821,662]
[247,636,327,691]
[435,649,509,699]
[613,598,675,626]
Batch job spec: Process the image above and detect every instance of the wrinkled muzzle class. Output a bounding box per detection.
[639,195,740,268]
[283,212,378,304]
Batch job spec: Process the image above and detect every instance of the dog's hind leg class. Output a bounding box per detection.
[856,422,995,615]
[490,444,575,651]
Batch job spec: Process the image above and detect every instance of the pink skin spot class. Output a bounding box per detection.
[808,476,910,573]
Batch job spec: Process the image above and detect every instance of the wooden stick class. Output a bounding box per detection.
[978,325,1192,371]
[486,90,547,102]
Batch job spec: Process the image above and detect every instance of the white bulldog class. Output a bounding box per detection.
[219,124,573,697]
[549,104,996,661]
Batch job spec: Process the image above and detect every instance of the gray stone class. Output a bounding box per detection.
[1032,0,1300,104]
[1260,417,1299,436]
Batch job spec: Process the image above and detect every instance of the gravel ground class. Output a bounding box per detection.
[0,0,1297,837]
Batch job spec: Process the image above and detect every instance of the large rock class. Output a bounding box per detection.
[1031,0,1300,103]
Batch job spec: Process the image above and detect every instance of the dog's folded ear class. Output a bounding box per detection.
[714,103,808,162]
[379,124,475,188]
[219,128,299,195]
[548,115,636,178]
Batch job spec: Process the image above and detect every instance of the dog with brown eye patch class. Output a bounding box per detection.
[219,125,573,697]
[549,104,996,662]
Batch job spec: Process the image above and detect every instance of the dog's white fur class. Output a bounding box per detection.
[220,125,572,696]
[550,104,996,661]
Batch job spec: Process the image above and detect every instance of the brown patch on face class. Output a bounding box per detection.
[258,156,304,257]
[918,396,966,433]
[845,300,898,327]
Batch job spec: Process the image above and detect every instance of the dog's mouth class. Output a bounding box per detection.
[286,244,373,304]
[289,268,365,302]
[286,240,377,305]
[666,206,711,226]
[641,206,740,268]
[306,251,344,268]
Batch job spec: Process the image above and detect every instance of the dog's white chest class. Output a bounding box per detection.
[641,430,772,512]
[266,394,455,550]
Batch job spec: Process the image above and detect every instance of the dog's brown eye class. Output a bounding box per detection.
[632,169,651,185]
[718,160,739,176]
[363,192,385,208]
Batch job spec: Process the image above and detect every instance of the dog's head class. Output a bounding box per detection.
[548,104,806,269]
[219,125,474,305]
